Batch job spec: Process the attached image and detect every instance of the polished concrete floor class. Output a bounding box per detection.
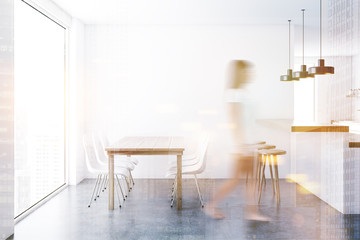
[13,179,360,240]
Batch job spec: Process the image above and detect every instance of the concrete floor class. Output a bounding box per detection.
[13,179,360,240]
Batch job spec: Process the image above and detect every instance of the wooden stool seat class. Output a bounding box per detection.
[254,141,266,145]
[258,149,286,156]
[255,144,276,150]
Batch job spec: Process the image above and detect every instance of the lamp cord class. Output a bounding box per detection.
[288,20,291,69]
[302,9,305,65]
[320,0,322,59]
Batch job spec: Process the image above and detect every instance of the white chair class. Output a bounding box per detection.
[97,133,138,189]
[92,133,136,192]
[166,133,208,195]
[83,135,129,208]
[99,133,139,165]
[166,133,210,208]
[167,132,209,169]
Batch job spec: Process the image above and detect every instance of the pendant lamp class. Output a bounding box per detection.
[281,20,299,81]
[293,9,314,79]
[308,0,334,75]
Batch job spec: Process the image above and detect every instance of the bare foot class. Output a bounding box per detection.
[244,212,271,222]
[203,206,226,219]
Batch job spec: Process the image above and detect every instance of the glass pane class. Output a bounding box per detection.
[14,0,65,217]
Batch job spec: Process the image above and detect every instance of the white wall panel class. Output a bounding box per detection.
[0,0,14,238]
[84,24,294,179]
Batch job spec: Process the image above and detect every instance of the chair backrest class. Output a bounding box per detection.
[93,132,109,165]
[83,135,104,173]
[192,132,210,173]
[98,132,110,152]
[189,132,210,160]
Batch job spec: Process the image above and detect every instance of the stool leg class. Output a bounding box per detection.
[273,155,280,206]
[258,154,267,204]
[258,156,263,191]
[263,156,268,189]
[255,153,260,186]
[263,169,266,187]
[268,156,276,196]
[263,163,266,187]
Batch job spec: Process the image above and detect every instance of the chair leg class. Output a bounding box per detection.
[171,177,177,200]
[102,174,108,192]
[258,155,267,204]
[194,175,205,207]
[170,182,176,201]
[114,178,122,208]
[171,178,177,200]
[125,177,131,192]
[98,174,106,197]
[171,179,177,208]
[127,170,133,190]
[94,174,103,200]
[268,156,276,195]
[116,175,126,201]
[171,175,177,193]
[129,171,135,187]
[88,174,100,207]
[123,177,129,198]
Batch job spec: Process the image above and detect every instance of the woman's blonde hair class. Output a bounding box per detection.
[227,60,253,89]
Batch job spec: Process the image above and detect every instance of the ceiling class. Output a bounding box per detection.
[51,0,321,26]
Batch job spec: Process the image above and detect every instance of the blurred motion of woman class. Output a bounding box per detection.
[204,60,270,221]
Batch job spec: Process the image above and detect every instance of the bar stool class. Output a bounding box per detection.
[246,141,266,183]
[254,144,276,190]
[258,149,286,206]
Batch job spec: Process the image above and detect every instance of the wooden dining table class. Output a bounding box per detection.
[105,136,185,210]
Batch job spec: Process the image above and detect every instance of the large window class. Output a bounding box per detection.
[14,0,66,217]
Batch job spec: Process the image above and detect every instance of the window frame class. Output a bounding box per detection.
[14,0,70,222]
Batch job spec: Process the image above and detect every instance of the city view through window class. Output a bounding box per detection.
[14,0,66,217]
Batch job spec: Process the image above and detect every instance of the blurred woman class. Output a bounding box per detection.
[204,60,269,221]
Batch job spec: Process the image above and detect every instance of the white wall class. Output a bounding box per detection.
[51,0,320,26]
[83,24,294,179]
[68,18,86,185]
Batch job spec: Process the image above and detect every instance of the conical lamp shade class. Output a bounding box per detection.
[281,69,299,81]
[309,0,334,76]
[293,65,313,79]
[308,59,334,76]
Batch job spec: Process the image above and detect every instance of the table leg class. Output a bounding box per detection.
[176,154,182,210]
[108,154,114,210]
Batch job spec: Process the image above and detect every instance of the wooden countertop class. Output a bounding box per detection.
[349,142,360,148]
[291,125,349,132]
[349,133,360,148]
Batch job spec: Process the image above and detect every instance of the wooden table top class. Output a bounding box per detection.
[105,136,185,155]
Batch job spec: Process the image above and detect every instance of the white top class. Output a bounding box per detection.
[224,88,258,155]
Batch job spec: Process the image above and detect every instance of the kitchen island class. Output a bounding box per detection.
[291,123,360,214]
